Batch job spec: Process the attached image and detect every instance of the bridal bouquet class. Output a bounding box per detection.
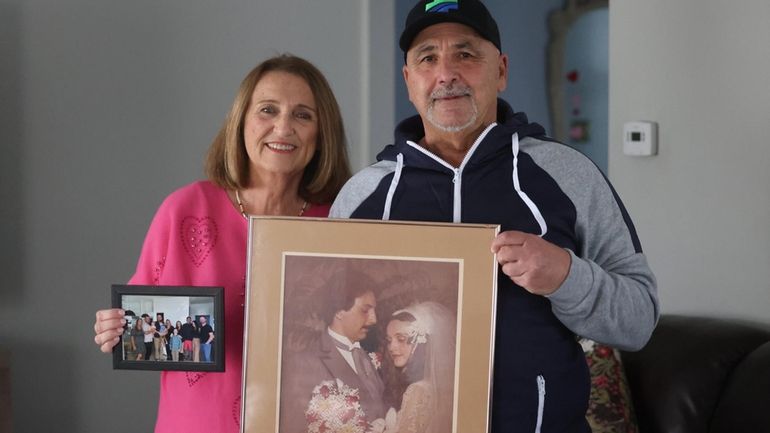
[306,379,369,433]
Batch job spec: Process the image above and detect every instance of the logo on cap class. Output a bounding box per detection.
[425,0,459,13]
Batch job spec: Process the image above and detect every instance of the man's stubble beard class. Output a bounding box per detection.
[425,84,479,133]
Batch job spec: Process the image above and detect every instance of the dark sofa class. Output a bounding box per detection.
[621,315,770,433]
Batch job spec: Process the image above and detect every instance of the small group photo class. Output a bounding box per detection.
[111,285,224,372]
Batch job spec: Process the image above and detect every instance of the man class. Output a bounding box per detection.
[153,313,167,361]
[191,316,201,362]
[180,316,196,361]
[280,270,386,433]
[141,314,154,361]
[198,316,214,362]
[330,1,659,431]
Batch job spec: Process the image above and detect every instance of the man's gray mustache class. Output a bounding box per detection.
[430,86,472,100]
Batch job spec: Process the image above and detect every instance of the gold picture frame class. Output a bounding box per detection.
[240,217,499,433]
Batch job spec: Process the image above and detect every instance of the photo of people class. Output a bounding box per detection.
[278,255,460,433]
[117,294,218,366]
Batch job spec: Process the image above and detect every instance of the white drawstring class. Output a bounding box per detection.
[535,375,546,433]
[382,153,404,221]
[511,133,548,236]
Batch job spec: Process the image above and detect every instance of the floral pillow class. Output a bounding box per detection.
[580,338,638,433]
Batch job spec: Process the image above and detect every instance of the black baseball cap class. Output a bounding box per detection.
[399,0,501,55]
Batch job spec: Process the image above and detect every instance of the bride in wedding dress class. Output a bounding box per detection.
[380,302,456,433]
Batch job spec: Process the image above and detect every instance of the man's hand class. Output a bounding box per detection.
[491,230,572,295]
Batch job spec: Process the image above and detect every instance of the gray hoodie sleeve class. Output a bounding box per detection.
[524,137,659,351]
[330,161,396,219]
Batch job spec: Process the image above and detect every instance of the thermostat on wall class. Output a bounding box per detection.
[623,121,658,156]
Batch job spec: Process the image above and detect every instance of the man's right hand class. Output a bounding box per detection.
[94,308,125,353]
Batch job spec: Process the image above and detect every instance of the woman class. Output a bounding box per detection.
[131,318,145,360]
[92,54,351,433]
[164,318,174,360]
[381,302,456,433]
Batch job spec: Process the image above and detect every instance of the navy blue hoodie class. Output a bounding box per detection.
[331,99,658,432]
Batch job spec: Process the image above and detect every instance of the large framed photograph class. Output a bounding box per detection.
[111,284,224,372]
[241,218,499,433]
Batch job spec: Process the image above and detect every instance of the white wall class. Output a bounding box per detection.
[609,0,770,325]
[0,1,394,432]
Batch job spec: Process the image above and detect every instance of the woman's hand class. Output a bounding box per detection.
[369,418,386,433]
[383,407,398,433]
[94,308,125,353]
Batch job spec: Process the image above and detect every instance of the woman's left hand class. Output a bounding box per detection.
[369,418,386,433]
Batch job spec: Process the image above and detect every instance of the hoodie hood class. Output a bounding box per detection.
[377,98,548,165]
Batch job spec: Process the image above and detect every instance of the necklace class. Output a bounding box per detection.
[235,190,308,220]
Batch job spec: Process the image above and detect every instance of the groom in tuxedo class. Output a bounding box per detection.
[280,270,386,433]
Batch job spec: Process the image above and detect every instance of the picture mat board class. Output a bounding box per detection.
[241,217,499,433]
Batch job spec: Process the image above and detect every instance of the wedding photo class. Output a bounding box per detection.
[241,217,499,433]
[278,255,461,433]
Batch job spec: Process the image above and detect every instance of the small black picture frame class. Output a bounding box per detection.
[111,284,225,372]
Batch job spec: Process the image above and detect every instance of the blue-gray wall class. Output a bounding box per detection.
[562,8,609,173]
[0,1,390,432]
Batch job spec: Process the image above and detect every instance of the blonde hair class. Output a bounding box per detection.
[205,54,351,204]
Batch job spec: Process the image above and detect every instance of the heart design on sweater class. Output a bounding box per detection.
[186,371,207,387]
[180,217,218,267]
[232,396,242,428]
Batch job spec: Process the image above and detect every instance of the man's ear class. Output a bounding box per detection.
[497,53,509,93]
[402,64,414,104]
